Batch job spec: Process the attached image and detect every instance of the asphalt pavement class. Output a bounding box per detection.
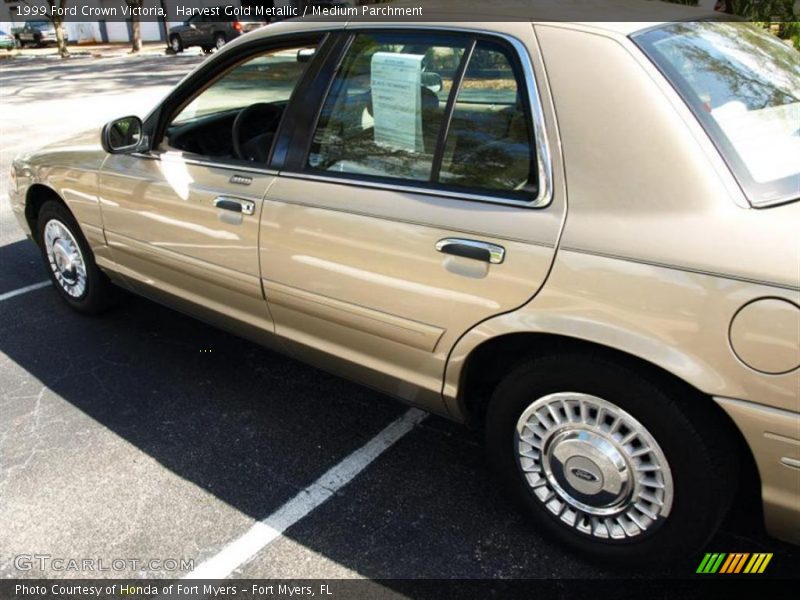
[1,52,797,585]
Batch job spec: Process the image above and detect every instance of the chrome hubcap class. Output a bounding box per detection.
[215,36,225,49]
[171,38,180,51]
[44,219,87,298]
[515,393,673,540]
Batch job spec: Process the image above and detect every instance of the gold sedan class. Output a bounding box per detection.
[8,5,800,563]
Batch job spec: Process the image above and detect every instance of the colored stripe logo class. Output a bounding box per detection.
[696,553,773,574]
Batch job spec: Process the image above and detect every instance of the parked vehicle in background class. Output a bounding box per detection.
[14,20,66,47]
[9,5,800,564]
[168,13,267,53]
[0,29,16,50]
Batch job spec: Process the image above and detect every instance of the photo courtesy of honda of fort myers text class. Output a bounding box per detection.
[1,0,799,599]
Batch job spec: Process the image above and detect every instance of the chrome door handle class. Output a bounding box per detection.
[435,238,505,264]
[214,196,255,216]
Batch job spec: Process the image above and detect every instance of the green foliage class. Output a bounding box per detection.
[666,0,799,45]
[726,0,795,21]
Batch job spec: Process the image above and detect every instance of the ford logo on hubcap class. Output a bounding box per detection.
[570,467,599,483]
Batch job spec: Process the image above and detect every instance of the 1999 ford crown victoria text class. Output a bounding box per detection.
[8,1,800,564]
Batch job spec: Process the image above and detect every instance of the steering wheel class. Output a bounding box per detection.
[232,103,283,162]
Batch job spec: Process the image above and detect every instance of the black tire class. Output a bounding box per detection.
[169,35,183,53]
[36,201,115,315]
[485,352,739,565]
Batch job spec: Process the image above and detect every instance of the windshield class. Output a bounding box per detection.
[635,21,800,207]
[28,21,52,30]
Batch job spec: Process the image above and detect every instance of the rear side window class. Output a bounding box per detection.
[307,32,536,198]
[308,33,466,182]
[439,42,533,192]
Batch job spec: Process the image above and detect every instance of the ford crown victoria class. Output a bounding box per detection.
[8,2,800,563]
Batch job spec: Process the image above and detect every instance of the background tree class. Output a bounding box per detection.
[671,0,799,46]
[46,1,70,58]
[125,0,144,53]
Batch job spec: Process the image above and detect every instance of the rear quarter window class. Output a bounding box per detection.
[634,21,800,207]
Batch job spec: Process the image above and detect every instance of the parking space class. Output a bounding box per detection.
[1,53,797,583]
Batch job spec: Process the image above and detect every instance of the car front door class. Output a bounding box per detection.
[98,35,326,340]
[260,25,565,414]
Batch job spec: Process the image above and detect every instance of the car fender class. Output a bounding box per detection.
[444,249,800,421]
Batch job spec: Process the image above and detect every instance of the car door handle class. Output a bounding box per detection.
[214,197,255,216]
[435,238,505,264]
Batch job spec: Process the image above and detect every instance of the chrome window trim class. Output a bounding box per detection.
[292,27,554,210]
[280,171,542,209]
[131,151,279,176]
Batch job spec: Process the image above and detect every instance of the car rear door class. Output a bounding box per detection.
[198,15,217,46]
[260,24,565,414]
[181,15,203,46]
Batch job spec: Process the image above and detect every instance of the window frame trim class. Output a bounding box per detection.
[287,27,554,210]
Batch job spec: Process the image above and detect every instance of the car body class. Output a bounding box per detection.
[8,1,800,563]
[0,29,16,50]
[14,20,66,47]
[168,12,267,53]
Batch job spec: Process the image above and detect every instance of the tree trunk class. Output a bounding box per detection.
[131,16,142,53]
[54,17,69,58]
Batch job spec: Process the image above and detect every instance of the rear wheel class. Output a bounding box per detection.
[170,35,183,53]
[485,352,738,564]
[37,201,115,314]
[214,33,227,50]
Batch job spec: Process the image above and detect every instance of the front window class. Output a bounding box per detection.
[635,21,800,207]
[164,42,319,162]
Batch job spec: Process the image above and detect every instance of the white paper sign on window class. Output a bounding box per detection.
[371,52,425,153]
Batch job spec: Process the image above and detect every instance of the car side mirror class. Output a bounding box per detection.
[297,48,316,63]
[101,116,143,154]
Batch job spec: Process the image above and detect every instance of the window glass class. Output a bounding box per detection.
[636,21,800,206]
[165,43,317,161]
[308,33,467,181]
[439,42,533,192]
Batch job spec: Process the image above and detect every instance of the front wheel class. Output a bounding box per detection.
[37,201,115,314]
[485,352,738,564]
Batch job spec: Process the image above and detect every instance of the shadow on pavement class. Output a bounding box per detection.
[0,238,797,581]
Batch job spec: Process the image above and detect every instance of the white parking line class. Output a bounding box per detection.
[0,280,50,302]
[184,408,428,580]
